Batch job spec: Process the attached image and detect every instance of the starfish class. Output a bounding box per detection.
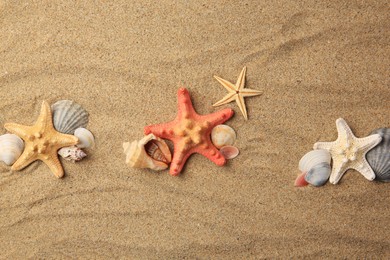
[213,66,262,120]
[313,118,382,184]
[144,88,234,176]
[4,101,79,178]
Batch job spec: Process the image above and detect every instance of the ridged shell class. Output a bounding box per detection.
[58,146,87,162]
[123,134,172,171]
[211,124,236,149]
[220,145,239,159]
[366,128,390,182]
[304,162,331,187]
[0,134,24,165]
[52,100,89,134]
[299,149,331,172]
[74,128,95,149]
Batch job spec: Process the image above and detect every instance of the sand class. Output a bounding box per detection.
[0,1,389,258]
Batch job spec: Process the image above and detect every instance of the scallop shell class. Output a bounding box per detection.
[74,128,95,149]
[123,134,172,171]
[299,149,331,173]
[366,128,390,182]
[0,134,24,165]
[58,146,87,162]
[211,124,236,149]
[52,100,89,134]
[220,145,239,159]
[304,162,331,187]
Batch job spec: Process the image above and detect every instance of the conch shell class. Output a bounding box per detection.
[123,134,172,171]
[0,134,24,165]
[58,146,87,162]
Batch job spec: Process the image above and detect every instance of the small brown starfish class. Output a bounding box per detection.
[4,101,78,178]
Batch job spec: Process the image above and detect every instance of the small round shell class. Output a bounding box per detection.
[299,149,331,173]
[123,134,172,171]
[0,134,24,165]
[220,145,239,159]
[52,100,89,134]
[74,128,95,149]
[211,124,236,149]
[366,128,390,182]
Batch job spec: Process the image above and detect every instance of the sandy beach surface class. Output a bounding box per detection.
[0,1,389,258]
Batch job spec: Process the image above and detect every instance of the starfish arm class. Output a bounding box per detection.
[240,88,262,97]
[236,67,247,91]
[177,88,196,118]
[4,123,31,140]
[43,152,64,178]
[214,75,237,92]
[236,94,248,120]
[11,151,37,171]
[212,92,236,107]
[55,133,79,148]
[351,159,376,181]
[200,108,234,127]
[195,146,226,167]
[37,101,53,130]
[313,141,334,150]
[357,134,382,151]
[144,123,174,140]
[169,147,193,176]
[329,162,348,184]
[335,118,354,142]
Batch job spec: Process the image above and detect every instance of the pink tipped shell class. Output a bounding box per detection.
[294,172,309,187]
[219,145,239,159]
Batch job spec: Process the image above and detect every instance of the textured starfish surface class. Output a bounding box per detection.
[144,88,234,176]
[213,66,262,120]
[313,118,382,184]
[4,101,78,178]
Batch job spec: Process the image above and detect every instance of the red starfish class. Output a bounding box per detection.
[144,88,234,176]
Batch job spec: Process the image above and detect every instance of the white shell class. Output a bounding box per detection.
[123,134,172,171]
[304,162,331,187]
[299,149,331,172]
[74,128,95,149]
[211,124,236,149]
[220,145,239,159]
[52,100,89,134]
[58,146,87,162]
[0,134,24,165]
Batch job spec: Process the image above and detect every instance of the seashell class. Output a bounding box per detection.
[0,134,24,165]
[220,145,239,159]
[58,146,87,162]
[366,128,390,182]
[294,172,309,187]
[74,128,95,149]
[304,162,331,187]
[299,149,331,173]
[51,100,89,134]
[123,134,172,171]
[211,124,236,149]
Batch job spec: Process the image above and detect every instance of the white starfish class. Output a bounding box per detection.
[313,118,382,184]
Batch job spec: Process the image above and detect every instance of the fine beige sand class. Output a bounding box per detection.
[1,1,389,258]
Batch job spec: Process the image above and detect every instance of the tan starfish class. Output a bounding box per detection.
[4,101,78,178]
[213,66,262,120]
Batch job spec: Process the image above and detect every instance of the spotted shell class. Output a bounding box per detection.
[366,128,390,182]
[211,124,236,149]
[58,146,87,162]
[0,134,24,166]
[51,100,89,134]
[123,134,172,171]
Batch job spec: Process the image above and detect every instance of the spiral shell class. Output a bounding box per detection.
[211,124,236,149]
[52,100,89,134]
[123,134,172,171]
[58,146,87,162]
[0,134,24,166]
[366,128,390,182]
[74,128,95,149]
